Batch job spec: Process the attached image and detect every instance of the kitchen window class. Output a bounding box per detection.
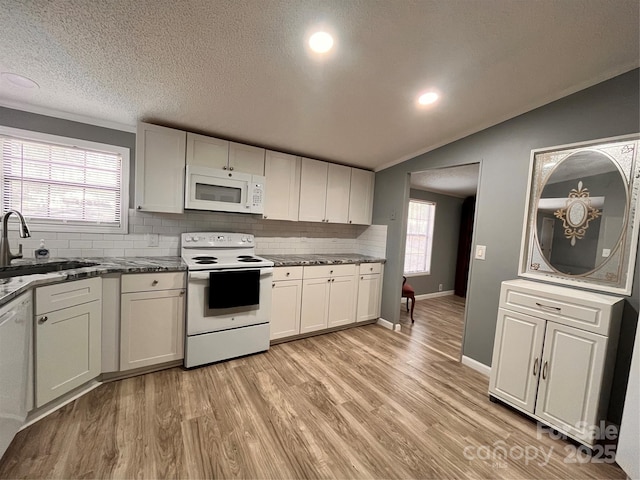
[0,127,129,233]
[404,199,435,275]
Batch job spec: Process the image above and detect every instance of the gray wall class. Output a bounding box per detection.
[0,107,137,207]
[373,68,640,366]
[407,189,464,295]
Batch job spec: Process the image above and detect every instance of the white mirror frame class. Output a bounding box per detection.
[519,133,640,295]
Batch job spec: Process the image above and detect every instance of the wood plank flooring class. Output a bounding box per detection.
[0,318,625,479]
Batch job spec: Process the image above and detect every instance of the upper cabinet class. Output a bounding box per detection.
[135,122,186,213]
[263,151,301,221]
[299,158,329,222]
[185,133,265,176]
[299,159,352,224]
[229,142,266,176]
[348,168,375,225]
[186,132,229,169]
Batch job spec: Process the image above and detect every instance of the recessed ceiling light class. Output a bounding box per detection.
[418,92,439,105]
[1,72,39,89]
[309,31,334,53]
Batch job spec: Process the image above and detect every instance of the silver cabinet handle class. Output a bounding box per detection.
[542,361,548,380]
[331,278,335,282]
[536,302,561,313]
[152,280,159,286]
[533,357,539,376]
[361,276,364,280]
[286,272,290,276]
[38,316,48,325]
[330,270,334,274]
[179,290,185,296]
[222,165,227,170]
[327,279,331,282]
[229,166,234,171]
[272,283,275,288]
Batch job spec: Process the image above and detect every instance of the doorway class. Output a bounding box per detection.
[399,163,480,361]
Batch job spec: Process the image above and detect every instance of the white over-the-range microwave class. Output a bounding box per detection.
[184,165,265,214]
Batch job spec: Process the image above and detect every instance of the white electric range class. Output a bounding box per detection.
[181,232,274,368]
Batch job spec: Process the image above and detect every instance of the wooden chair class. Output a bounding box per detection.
[402,276,415,323]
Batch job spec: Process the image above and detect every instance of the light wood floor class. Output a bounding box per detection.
[0,320,625,478]
[399,294,466,360]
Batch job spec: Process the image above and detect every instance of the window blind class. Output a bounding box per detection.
[404,200,436,274]
[1,135,124,229]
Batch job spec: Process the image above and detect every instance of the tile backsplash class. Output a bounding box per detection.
[9,209,387,259]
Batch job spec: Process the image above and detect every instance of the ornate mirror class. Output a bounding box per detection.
[519,134,640,295]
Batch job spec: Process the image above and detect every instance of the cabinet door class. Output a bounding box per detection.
[264,151,301,221]
[186,132,229,169]
[135,122,186,213]
[348,168,375,225]
[489,309,545,414]
[36,300,101,407]
[270,280,302,340]
[229,142,265,175]
[299,158,328,222]
[325,164,351,224]
[356,273,381,322]
[535,322,607,444]
[120,289,185,371]
[300,277,330,333]
[328,275,357,327]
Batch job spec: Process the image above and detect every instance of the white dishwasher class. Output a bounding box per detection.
[0,292,32,460]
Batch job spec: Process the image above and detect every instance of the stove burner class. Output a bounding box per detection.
[193,256,217,261]
[195,260,218,264]
[237,255,253,259]
[238,258,262,263]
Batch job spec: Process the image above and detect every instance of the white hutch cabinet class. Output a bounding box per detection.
[489,279,623,447]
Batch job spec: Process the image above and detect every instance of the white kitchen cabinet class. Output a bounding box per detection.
[135,122,187,213]
[356,263,383,322]
[0,292,32,460]
[299,158,328,222]
[489,279,623,447]
[325,164,351,224]
[300,265,357,333]
[35,278,102,407]
[263,151,301,221]
[186,132,229,170]
[348,168,375,225]
[270,267,303,340]
[120,272,186,371]
[299,158,352,224]
[229,142,265,176]
[185,133,264,175]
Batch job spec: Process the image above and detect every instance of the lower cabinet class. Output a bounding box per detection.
[270,267,303,340]
[300,264,357,334]
[120,272,186,371]
[356,263,382,321]
[35,277,102,408]
[489,279,623,447]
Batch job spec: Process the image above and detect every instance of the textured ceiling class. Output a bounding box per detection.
[411,163,480,198]
[0,1,638,171]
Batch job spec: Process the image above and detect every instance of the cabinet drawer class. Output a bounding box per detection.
[121,272,186,293]
[273,266,303,281]
[36,277,102,315]
[359,262,381,275]
[499,280,623,335]
[303,264,356,279]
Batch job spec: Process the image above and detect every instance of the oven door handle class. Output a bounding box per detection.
[188,267,273,280]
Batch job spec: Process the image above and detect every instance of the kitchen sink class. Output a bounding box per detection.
[0,261,99,280]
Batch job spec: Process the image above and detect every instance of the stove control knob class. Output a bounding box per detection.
[184,237,191,242]
[191,236,199,242]
[217,235,225,241]
[241,236,247,243]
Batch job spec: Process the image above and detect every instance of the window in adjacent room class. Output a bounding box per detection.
[404,199,436,274]
[0,127,129,234]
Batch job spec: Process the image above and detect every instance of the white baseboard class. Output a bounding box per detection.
[399,290,455,304]
[461,355,491,377]
[377,317,401,332]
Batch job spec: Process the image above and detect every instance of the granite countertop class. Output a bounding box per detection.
[261,253,386,267]
[0,257,186,308]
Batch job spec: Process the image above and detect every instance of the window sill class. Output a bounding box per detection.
[404,272,431,277]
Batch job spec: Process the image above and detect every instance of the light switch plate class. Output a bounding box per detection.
[475,245,486,260]
[145,233,159,247]
[602,248,611,258]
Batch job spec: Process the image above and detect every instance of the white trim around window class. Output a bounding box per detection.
[404,199,436,275]
[0,125,130,234]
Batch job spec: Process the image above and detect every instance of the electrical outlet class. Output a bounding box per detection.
[145,233,159,247]
[475,245,486,260]
[602,248,611,257]
[390,209,396,220]
[438,283,443,292]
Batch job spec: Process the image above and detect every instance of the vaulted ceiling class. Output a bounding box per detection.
[0,0,638,171]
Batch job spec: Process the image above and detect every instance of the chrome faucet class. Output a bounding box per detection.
[0,210,31,266]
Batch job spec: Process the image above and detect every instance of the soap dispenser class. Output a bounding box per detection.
[34,239,50,260]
